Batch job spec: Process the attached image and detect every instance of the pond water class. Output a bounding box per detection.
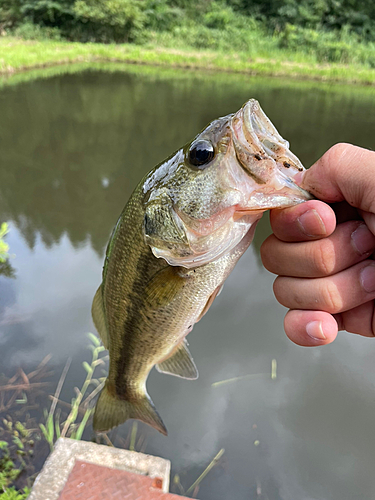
[1,65,375,499]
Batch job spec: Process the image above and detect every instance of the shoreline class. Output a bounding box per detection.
[1,38,375,85]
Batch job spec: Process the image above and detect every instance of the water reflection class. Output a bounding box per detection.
[1,66,375,499]
[1,68,375,256]
[0,260,15,278]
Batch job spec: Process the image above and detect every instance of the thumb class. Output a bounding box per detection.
[301,143,375,214]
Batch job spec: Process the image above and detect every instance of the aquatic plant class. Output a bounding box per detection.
[0,356,52,414]
[122,419,225,498]
[0,335,107,494]
[185,448,225,498]
[0,331,229,498]
[0,334,229,498]
[211,358,277,387]
[0,425,32,500]
[0,358,55,496]
[170,448,225,498]
[40,333,107,450]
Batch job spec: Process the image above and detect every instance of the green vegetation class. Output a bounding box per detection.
[40,333,107,451]
[212,358,277,387]
[184,448,225,497]
[0,425,32,500]
[0,224,10,263]
[1,61,374,257]
[0,333,225,498]
[0,223,15,279]
[0,334,106,495]
[1,0,375,83]
[2,36,375,84]
[2,0,375,44]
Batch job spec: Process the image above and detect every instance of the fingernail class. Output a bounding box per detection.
[297,209,326,237]
[360,263,375,293]
[351,223,375,255]
[306,321,326,341]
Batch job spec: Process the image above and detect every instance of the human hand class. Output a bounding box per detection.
[260,143,375,346]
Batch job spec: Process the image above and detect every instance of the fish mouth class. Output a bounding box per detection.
[231,99,313,209]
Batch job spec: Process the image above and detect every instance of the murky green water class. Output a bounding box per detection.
[1,65,375,499]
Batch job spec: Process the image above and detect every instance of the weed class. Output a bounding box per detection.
[0,427,32,499]
[40,333,107,450]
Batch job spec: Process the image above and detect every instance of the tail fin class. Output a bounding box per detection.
[93,385,167,436]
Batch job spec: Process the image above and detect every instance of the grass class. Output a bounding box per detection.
[0,336,227,498]
[0,334,107,495]
[0,437,31,500]
[1,36,375,85]
[39,333,107,451]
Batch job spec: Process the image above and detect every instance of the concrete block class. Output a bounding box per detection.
[28,437,171,500]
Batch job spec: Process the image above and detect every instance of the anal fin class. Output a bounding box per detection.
[156,339,198,380]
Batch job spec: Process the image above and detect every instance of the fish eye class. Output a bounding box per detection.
[188,140,215,168]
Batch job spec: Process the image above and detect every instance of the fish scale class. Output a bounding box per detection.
[92,99,312,435]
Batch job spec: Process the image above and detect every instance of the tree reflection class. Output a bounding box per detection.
[1,69,374,256]
[0,260,15,279]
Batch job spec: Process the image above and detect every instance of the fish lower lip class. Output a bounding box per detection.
[233,209,265,220]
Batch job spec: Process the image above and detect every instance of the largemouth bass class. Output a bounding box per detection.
[92,99,312,435]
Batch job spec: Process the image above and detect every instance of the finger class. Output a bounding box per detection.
[283,309,338,346]
[301,143,375,212]
[359,210,375,236]
[269,200,336,242]
[333,201,361,225]
[273,260,375,314]
[261,221,375,278]
[338,301,375,337]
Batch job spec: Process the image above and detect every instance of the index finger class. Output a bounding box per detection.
[269,200,336,242]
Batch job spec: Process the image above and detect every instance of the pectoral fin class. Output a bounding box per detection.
[91,285,109,349]
[156,340,198,380]
[145,266,188,308]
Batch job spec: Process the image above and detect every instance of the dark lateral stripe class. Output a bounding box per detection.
[114,242,154,399]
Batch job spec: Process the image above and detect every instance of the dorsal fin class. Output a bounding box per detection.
[156,340,198,380]
[91,285,109,349]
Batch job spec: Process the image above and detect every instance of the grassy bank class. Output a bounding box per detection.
[1,36,375,85]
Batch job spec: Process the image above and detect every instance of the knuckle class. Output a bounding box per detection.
[273,276,287,304]
[327,143,351,163]
[273,277,303,308]
[310,239,335,276]
[321,281,343,313]
[321,143,351,177]
[272,276,281,297]
[260,236,275,271]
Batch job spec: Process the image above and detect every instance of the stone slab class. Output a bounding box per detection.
[57,460,192,499]
[28,437,171,500]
